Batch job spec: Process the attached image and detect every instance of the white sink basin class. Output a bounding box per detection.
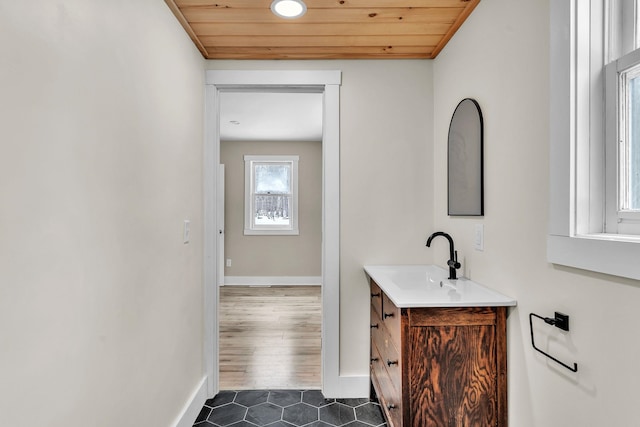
[364,265,516,308]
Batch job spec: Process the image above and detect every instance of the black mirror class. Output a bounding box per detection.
[447,98,484,216]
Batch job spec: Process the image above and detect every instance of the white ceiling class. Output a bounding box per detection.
[219,92,323,142]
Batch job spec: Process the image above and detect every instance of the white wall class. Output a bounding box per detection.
[221,140,322,277]
[0,1,205,426]
[207,60,434,374]
[433,0,640,425]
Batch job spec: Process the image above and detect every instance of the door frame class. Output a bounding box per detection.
[203,69,343,397]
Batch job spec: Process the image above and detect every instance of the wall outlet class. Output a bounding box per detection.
[474,224,484,251]
[226,258,232,267]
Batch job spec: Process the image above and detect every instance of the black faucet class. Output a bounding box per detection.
[426,231,461,280]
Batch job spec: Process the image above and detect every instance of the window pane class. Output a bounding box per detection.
[255,163,290,194]
[630,74,640,208]
[254,194,291,226]
[608,0,640,62]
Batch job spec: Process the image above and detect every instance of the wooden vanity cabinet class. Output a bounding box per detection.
[370,279,508,427]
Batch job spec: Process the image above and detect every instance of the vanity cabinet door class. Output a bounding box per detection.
[408,306,506,427]
[409,323,497,426]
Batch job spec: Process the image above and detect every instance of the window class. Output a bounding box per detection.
[548,0,640,280]
[605,1,640,234]
[244,155,299,235]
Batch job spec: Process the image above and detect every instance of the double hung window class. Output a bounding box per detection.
[244,155,299,235]
[548,0,640,279]
[606,0,640,234]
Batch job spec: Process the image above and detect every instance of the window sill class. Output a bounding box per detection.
[244,228,300,236]
[578,232,640,243]
[547,234,640,280]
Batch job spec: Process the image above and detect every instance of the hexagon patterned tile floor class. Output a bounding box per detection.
[193,390,388,427]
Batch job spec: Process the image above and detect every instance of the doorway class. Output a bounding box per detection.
[218,90,323,389]
[204,70,342,398]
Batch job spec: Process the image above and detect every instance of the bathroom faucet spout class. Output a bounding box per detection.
[426,231,461,280]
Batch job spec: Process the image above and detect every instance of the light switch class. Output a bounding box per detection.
[183,220,191,244]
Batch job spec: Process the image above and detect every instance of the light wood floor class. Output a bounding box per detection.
[218,285,322,390]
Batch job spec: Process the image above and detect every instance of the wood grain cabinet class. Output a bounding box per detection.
[369,279,508,427]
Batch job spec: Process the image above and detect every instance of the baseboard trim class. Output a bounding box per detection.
[323,374,370,399]
[172,376,208,427]
[223,276,322,286]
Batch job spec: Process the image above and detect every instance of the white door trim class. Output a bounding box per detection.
[203,82,219,397]
[203,69,344,398]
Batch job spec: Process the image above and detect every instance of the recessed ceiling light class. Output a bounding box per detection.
[271,0,307,19]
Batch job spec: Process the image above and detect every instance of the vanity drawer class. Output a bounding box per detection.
[381,291,401,350]
[370,280,383,318]
[376,338,402,396]
[370,303,381,334]
[371,305,403,399]
[371,341,403,427]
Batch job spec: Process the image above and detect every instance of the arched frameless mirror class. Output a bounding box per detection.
[447,98,484,216]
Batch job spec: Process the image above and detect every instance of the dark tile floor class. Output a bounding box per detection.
[193,390,388,427]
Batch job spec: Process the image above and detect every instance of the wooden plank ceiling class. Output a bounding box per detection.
[165,0,480,59]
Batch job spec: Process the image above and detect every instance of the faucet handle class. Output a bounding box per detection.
[448,250,461,269]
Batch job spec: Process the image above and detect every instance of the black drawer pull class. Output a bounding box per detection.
[370,323,379,329]
[387,403,396,410]
[387,359,398,367]
[370,357,379,363]
[383,312,394,319]
[371,292,381,298]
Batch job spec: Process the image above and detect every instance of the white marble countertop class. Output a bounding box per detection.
[364,265,517,308]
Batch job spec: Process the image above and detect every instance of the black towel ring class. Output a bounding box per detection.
[529,312,578,372]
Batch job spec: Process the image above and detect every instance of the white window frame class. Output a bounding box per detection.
[244,155,299,235]
[605,48,640,235]
[549,0,640,280]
